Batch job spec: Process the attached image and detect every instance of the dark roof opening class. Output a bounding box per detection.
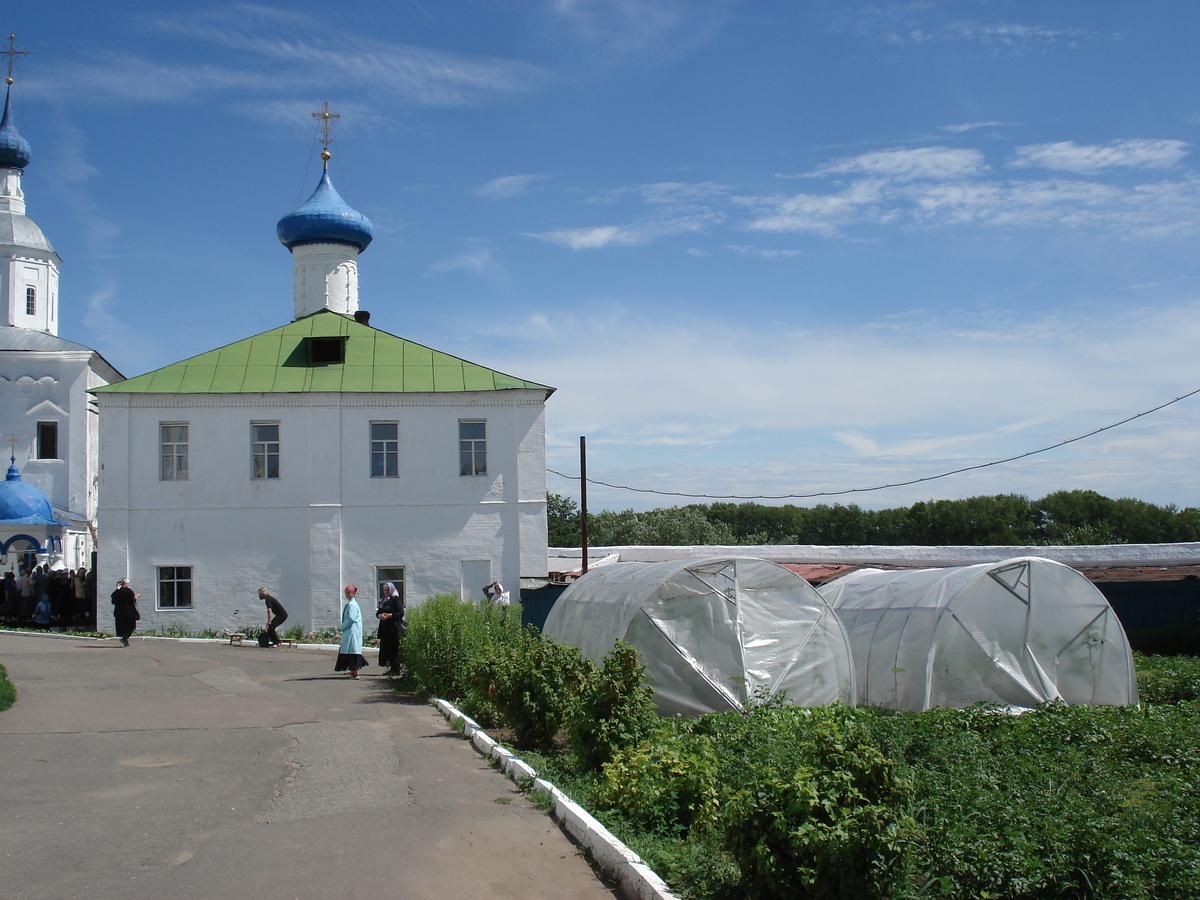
[308,336,346,365]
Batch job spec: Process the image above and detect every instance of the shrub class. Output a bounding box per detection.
[567,641,659,771]
[594,728,720,834]
[0,662,14,712]
[470,627,594,750]
[1133,652,1200,702]
[400,594,516,703]
[719,709,913,900]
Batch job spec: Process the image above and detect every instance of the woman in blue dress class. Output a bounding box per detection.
[334,584,368,679]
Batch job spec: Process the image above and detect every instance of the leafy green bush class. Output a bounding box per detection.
[470,627,593,750]
[720,709,913,900]
[400,593,516,704]
[594,728,720,834]
[1133,652,1200,700]
[0,662,14,712]
[567,640,660,770]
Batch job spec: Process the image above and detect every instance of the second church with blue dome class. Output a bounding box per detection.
[94,117,554,634]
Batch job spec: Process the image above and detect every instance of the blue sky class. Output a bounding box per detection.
[10,1,1200,512]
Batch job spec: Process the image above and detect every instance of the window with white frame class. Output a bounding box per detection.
[36,421,58,460]
[252,422,280,480]
[158,566,193,609]
[160,423,189,481]
[459,420,486,477]
[25,286,35,315]
[370,421,399,478]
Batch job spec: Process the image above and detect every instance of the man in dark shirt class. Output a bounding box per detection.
[259,587,288,647]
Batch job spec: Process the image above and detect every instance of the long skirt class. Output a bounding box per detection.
[114,614,137,640]
[334,653,369,672]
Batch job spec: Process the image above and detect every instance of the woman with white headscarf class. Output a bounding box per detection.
[376,581,404,677]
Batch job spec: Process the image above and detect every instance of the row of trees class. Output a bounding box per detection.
[547,490,1200,547]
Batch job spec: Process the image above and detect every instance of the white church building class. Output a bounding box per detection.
[94,144,553,634]
[0,81,123,573]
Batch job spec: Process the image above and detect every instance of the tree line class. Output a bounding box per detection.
[547,490,1200,547]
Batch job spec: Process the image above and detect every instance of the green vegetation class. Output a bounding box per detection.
[548,490,1200,547]
[0,662,14,712]
[399,601,1200,900]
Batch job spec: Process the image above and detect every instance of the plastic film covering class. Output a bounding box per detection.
[543,557,856,717]
[818,556,1138,711]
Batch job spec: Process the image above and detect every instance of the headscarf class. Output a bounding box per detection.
[379,581,400,608]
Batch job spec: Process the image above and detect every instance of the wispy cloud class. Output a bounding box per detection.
[427,243,503,279]
[1012,139,1189,173]
[545,0,731,55]
[895,21,1090,50]
[725,245,803,259]
[31,4,545,110]
[478,174,541,200]
[943,121,1009,134]
[813,147,987,182]
[528,210,724,249]
[487,300,1200,507]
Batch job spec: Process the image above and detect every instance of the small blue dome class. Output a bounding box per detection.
[277,169,373,252]
[0,460,59,524]
[0,87,31,170]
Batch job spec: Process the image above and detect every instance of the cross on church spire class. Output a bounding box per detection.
[311,102,339,169]
[7,435,17,462]
[2,34,27,86]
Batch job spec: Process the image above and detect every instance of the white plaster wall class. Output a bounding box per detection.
[97,389,550,633]
[3,254,59,334]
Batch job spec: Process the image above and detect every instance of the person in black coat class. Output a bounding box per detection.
[111,579,140,647]
[376,582,404,676]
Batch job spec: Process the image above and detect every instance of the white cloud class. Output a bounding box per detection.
[478,174,540,200]
[32,5,544,109]
[813,147,987,182]
[943,121,1009,134]
[427,244,501,278]
[890,21,1091,51]
[545,0,730,55]
[528,211,723,249]
[1012,139,1189,173]
[489,301,1200,508]
[725,245,803,259]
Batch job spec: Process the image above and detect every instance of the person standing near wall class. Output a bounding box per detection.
[376,582,404,676]
[334,584,368,679]
[110,579,140,647]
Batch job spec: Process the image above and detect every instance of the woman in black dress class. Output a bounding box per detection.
[376,582,404,676]
[110,578,140,647]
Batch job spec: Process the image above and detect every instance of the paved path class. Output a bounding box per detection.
[0,632,619,900]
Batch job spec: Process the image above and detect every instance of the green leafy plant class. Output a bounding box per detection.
[567,640,659,770]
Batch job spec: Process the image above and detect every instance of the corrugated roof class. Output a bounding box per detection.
[93,310,554,396]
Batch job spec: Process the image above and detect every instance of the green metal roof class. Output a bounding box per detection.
[93,311,554,396]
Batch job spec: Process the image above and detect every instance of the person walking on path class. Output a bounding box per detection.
[110,578,140,646]
[334,584,368,679]
[376,581,404,676]
[259,587,288,646]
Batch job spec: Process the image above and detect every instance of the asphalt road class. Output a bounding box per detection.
[0,632,619,900]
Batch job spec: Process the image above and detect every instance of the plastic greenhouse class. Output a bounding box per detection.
[817,556,1139,711]
[542,557,856,717]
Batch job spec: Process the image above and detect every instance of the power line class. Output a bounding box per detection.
[547,386,1200,501]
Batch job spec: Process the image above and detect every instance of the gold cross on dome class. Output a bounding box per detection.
[7,435,17,458]
[311,102,339,164]
[2,34,28,85]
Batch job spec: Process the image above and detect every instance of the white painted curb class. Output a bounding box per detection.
[434,698,679,900]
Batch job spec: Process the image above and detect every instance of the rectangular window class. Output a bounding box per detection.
[252,422,280,480]
[36,421,58,460]
[158,566,193,609]
[370,422,399,478]
[160,423,189,481]
[25,286,35,315]
[459,420,486,477]
[376,567,405,607]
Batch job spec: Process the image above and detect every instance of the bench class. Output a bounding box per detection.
[225,632,246,645]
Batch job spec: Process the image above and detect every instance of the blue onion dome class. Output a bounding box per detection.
[0,458,57,523]
[277,168,373,252]
[0,86,31,170]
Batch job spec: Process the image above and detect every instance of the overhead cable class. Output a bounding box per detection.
[547,386,1200,501]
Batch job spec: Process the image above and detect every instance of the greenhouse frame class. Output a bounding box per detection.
[817,556,1139,711]
[543,556,856,717]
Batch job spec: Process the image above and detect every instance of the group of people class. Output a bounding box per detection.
[0,565,93,628]
[103,575,418,680]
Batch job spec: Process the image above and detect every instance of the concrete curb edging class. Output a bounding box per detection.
[433,698,678,900]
